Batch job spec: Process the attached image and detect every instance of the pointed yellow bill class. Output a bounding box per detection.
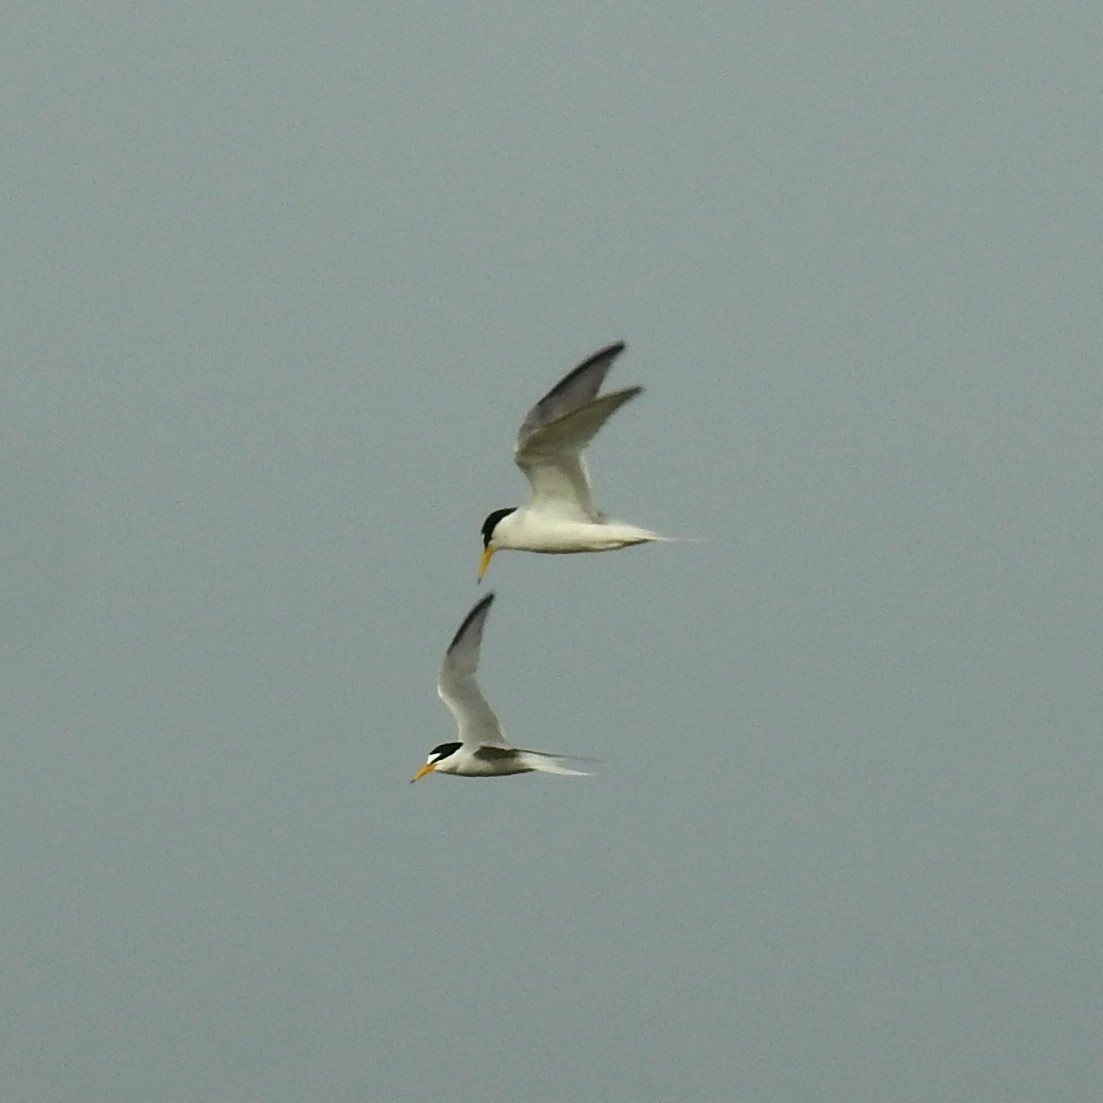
[410,762,436,783]
[477,545,496,581]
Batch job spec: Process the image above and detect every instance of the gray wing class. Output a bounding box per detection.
[516,342,627,441]
[514,343,641,520]
[437,592,508,746]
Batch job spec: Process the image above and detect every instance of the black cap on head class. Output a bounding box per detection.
[428,742,462,764]
[480,507,517,548]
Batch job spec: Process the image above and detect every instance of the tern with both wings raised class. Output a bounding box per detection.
[411,592,591,781]
[478,341,666,580]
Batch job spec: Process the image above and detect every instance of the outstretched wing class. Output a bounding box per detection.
[514,343,641,520]
[437,593,507,746]
[516,342,626,441]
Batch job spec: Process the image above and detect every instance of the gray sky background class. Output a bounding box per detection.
[4,4,1101,1101]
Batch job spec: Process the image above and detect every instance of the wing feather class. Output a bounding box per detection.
[515,387,642,519]
[437,593,507,745]
[516,341,626,442]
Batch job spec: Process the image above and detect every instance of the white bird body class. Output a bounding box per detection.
[478,341,666,577]
[426,745,589,779]
[411,593,590,781]
[487,512,660,554]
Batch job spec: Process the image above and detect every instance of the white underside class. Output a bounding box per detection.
[437,748,589,777]
[492,510,663,554]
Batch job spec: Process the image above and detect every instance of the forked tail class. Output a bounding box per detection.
[521,751,592,777]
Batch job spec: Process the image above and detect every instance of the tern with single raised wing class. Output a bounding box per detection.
[411,593,591,782]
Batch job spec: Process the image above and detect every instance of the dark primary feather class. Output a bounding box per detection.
[446,592,495,655]
[517,341,627,441]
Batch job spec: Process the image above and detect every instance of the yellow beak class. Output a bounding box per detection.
[477,545,496,581]
[410,762,437,783]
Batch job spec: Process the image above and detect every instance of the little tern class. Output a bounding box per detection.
[477,341,665,580]
[411,593,591,781]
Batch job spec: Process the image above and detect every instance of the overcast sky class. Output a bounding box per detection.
[4,3,1101,1101]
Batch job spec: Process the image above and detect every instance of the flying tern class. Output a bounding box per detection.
[411,592,591,781]
[478,341,665,580]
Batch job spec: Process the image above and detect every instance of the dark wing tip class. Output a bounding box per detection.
[447,591,496,653]
[522,341,635,436]
[566,339,627,379]
[583,340,627,364]
[539,341,628,403]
